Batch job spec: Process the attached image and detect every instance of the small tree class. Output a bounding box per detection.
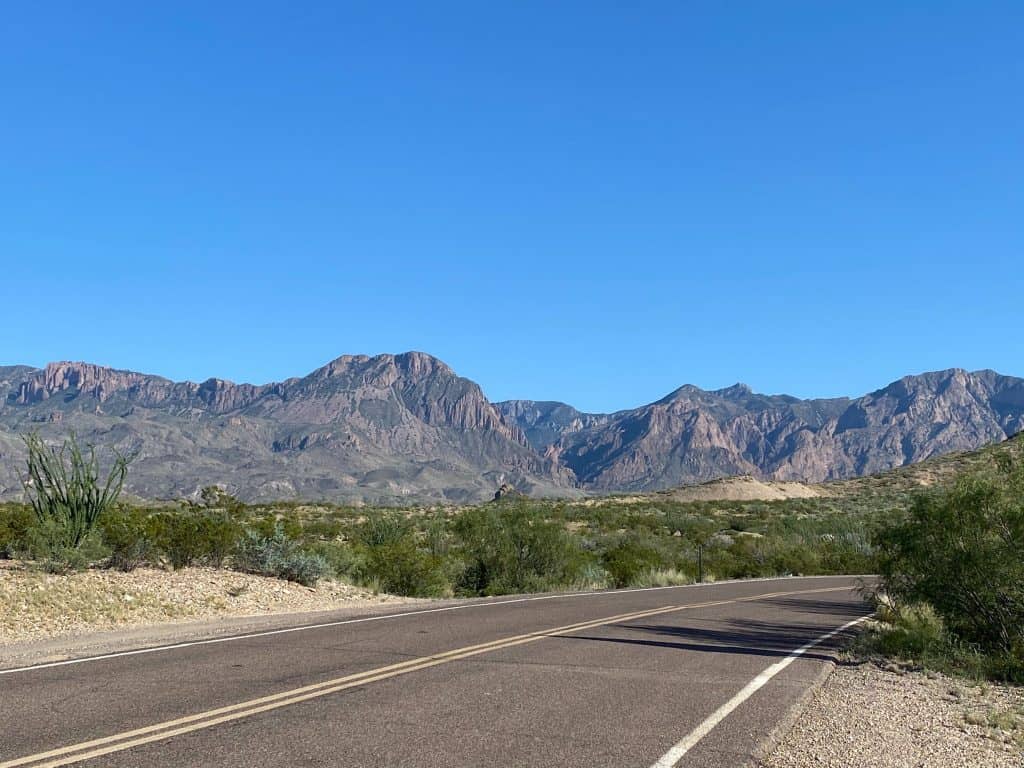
[873,455,1024,659]
[22,433,131,550]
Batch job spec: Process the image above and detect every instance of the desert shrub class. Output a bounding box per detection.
[852,601,1013,680]
[151,511,242,569]
[20,433,130,557]
[361,537,450,597]
[307,540,364,580]
[99,508,155,571]
[859,603,950,660]
[353,515,412,548]
[872,458,1024,680]
[233,524,328,586]
[346,516,449,596]
[0,504,34,558]
[630,568,693,588]
[663,512,716,543]
[453,505,590,595]
[198,485,245,513]
[23,519,110,573]
[874,462,1024,654]
[601,537,670,588]
[276,550,330,587]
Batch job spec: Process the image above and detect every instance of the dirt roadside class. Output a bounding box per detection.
[760,661,1024,768]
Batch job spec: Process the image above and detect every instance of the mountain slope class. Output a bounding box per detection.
[0,353,572,503]
[500,370,1024,492]
[2,356,1022,502]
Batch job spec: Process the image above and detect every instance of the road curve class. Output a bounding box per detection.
[0,576,869,768]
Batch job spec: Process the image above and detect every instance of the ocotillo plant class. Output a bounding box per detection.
[21,433,131,549]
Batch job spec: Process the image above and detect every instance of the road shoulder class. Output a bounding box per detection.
[758,660,1024,767]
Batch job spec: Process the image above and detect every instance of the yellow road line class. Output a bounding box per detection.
[2,586,853,768]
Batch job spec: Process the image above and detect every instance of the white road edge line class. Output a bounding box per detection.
[0,575,867,676]
[647,614,872,768]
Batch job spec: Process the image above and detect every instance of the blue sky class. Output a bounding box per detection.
[2,2,1021,412]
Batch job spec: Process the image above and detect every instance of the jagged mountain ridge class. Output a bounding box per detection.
[0,353,570,503]
[498,368,1024,491]
[1,354,1022,502]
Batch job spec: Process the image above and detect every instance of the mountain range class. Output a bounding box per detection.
[1,352,1022,504]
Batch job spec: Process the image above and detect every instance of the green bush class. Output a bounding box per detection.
[307,540,364,580]
[361,537,450,597]
[233,524,328,586]
[453,505,590,595]
[150,511,241,569]
[0,504,34,558]
[601,537,669,588]
[275,550,330,587]
[872,458,1024,680]
[99,508,155,571]
[347,516,449,596]
[23,519,110,573]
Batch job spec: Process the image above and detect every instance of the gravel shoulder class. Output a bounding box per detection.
[761,660,1024,768]
[0,559,411,649]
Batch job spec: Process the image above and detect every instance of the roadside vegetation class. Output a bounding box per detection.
[2,432,1023,685]
[856,452,1024,683]
[0,434,878,596]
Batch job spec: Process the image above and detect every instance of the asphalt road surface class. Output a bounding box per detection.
[1,576,869,768]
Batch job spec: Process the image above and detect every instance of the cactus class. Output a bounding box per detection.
[21,433,130,549]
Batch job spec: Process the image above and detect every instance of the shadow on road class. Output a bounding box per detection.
[758,597,870,618]
[557,603,868,663]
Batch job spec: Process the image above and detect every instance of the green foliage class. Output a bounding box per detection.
[233,523,328,586]
[452,504,591,595]
[871,459,1024,681]
[361,537,450,597]
[306,540,364,580]
[198,485,245,513]
[149,511,242,569]
[873,461,1024,659]
[601,537,670,588]
[21,433,130,552]
[99,508,155,572]
[0,504,34,558]
[348,516,449,597]
[851,601,1023,681]
[23,520,110,573]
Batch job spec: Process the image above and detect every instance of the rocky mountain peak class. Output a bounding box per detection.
[14,362,166,405]
[1,356,1022,503]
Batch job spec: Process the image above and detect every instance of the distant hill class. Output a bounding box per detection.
[611,431,1024,507]
[1,354,1022,503]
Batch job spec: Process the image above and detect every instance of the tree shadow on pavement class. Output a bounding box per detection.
[557,616,864,664]
[757,597,871,618]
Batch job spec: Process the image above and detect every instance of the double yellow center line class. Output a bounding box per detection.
[2,586,853,768]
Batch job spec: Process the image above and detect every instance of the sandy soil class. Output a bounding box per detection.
[0,560,409,645]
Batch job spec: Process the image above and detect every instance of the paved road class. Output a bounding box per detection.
[0,576,869,768]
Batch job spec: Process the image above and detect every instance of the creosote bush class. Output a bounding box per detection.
[453,504,592,595]
[0,504,34,558]
[99,508,155,572]
[149,511,242,569]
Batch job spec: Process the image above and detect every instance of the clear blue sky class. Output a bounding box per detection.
[2,2,1021,412]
